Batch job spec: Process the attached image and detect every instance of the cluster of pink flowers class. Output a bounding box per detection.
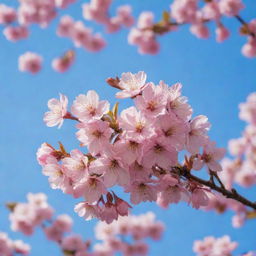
[0,0,76,42]
[128,0,256,57]
[37,71,226,224]
[82,0,134,33]
[7,193,163,256]
[0,4,16,25]
[3,26,29,42]
[0,232,30,256]
[202,92,256,227]
[92,212,164,255]
[57,15,106,52]
[9,193,54,235]
[203,192,247,228]
[1,1,255,76]
[193,235,238,256]
[18,0,75,28]
[18,52,43,74]
[128,12,163,55]
[193,235,256,256]
[18,49,75,75]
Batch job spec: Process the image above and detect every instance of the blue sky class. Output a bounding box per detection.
[0,0,256,255]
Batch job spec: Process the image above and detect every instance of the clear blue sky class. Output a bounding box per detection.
[0,0,256,255]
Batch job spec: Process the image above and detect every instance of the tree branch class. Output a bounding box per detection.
[177,166,256,210]
[235,15,255,38]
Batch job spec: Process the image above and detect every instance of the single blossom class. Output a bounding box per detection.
[18,52,42,74]
[72,90,109,122]
[44,94,68,128]
[193,141,226,172]
[116,71,147,98]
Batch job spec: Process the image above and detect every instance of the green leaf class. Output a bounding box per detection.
[162,11,170,23]
[112,102,119,119]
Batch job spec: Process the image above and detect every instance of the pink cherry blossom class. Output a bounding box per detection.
[190,23,210,39]
[116,5,134,27]
[62,149,88,182]
[156,113,188,150]
[18,52,42,74]
[61,234,86,252]
[190,188,209,209]
[74,202,100,221]
[165,82,193,121]
[76,120,112,155]
[73,176,107,203]
[193,141,225,172]
[219,0,244,17]
[0,4,16,24]
[186,115,211,154]
[242,38,256,58]
[57,15,75,37]
[141,137,178,169]
[89,151,130,188]
[193,235,238,256]
[126,181,157,205]
[135,82,167,118]
[3,26,29,42]
[72,90,109,122]
[171,0,198,23]
[202,2,221,21]
[42,160,67,190]
[239,92,256,124]
[116,71,147,99]
[55,0,76,9]
[119,106,155,142]
[36,143,55,166]
[216,25,230,42]
[44,94,68,128]
[52,50,75,73]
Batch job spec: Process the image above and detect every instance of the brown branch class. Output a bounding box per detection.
[235,15,255,38]
[177,166,256,210]
[148,11,256,38]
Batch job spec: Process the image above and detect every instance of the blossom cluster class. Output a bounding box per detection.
[57,15,106,52]
[7,193,163,256]
[82,0,134,33]
[92,212,164,255]
[128,0,256,57]
[18,52,43,74]
[193,235,256,256]
[201,92,256,227]
[0,0,133,74]
[0,232,30,256]
[37,71,226,224]
[0,1,255,76]
[193,235,239,256]
[9,193,54,235]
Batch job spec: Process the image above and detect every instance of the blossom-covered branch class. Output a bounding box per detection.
[37,71,256,226]
[1,0,256,75]
[175,165,256,210]
[129,0,256,56]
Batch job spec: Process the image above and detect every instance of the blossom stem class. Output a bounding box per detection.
[235,15,255,37]
[64,112,79,121]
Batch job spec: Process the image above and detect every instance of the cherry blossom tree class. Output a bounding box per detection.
[1,1,256,255]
